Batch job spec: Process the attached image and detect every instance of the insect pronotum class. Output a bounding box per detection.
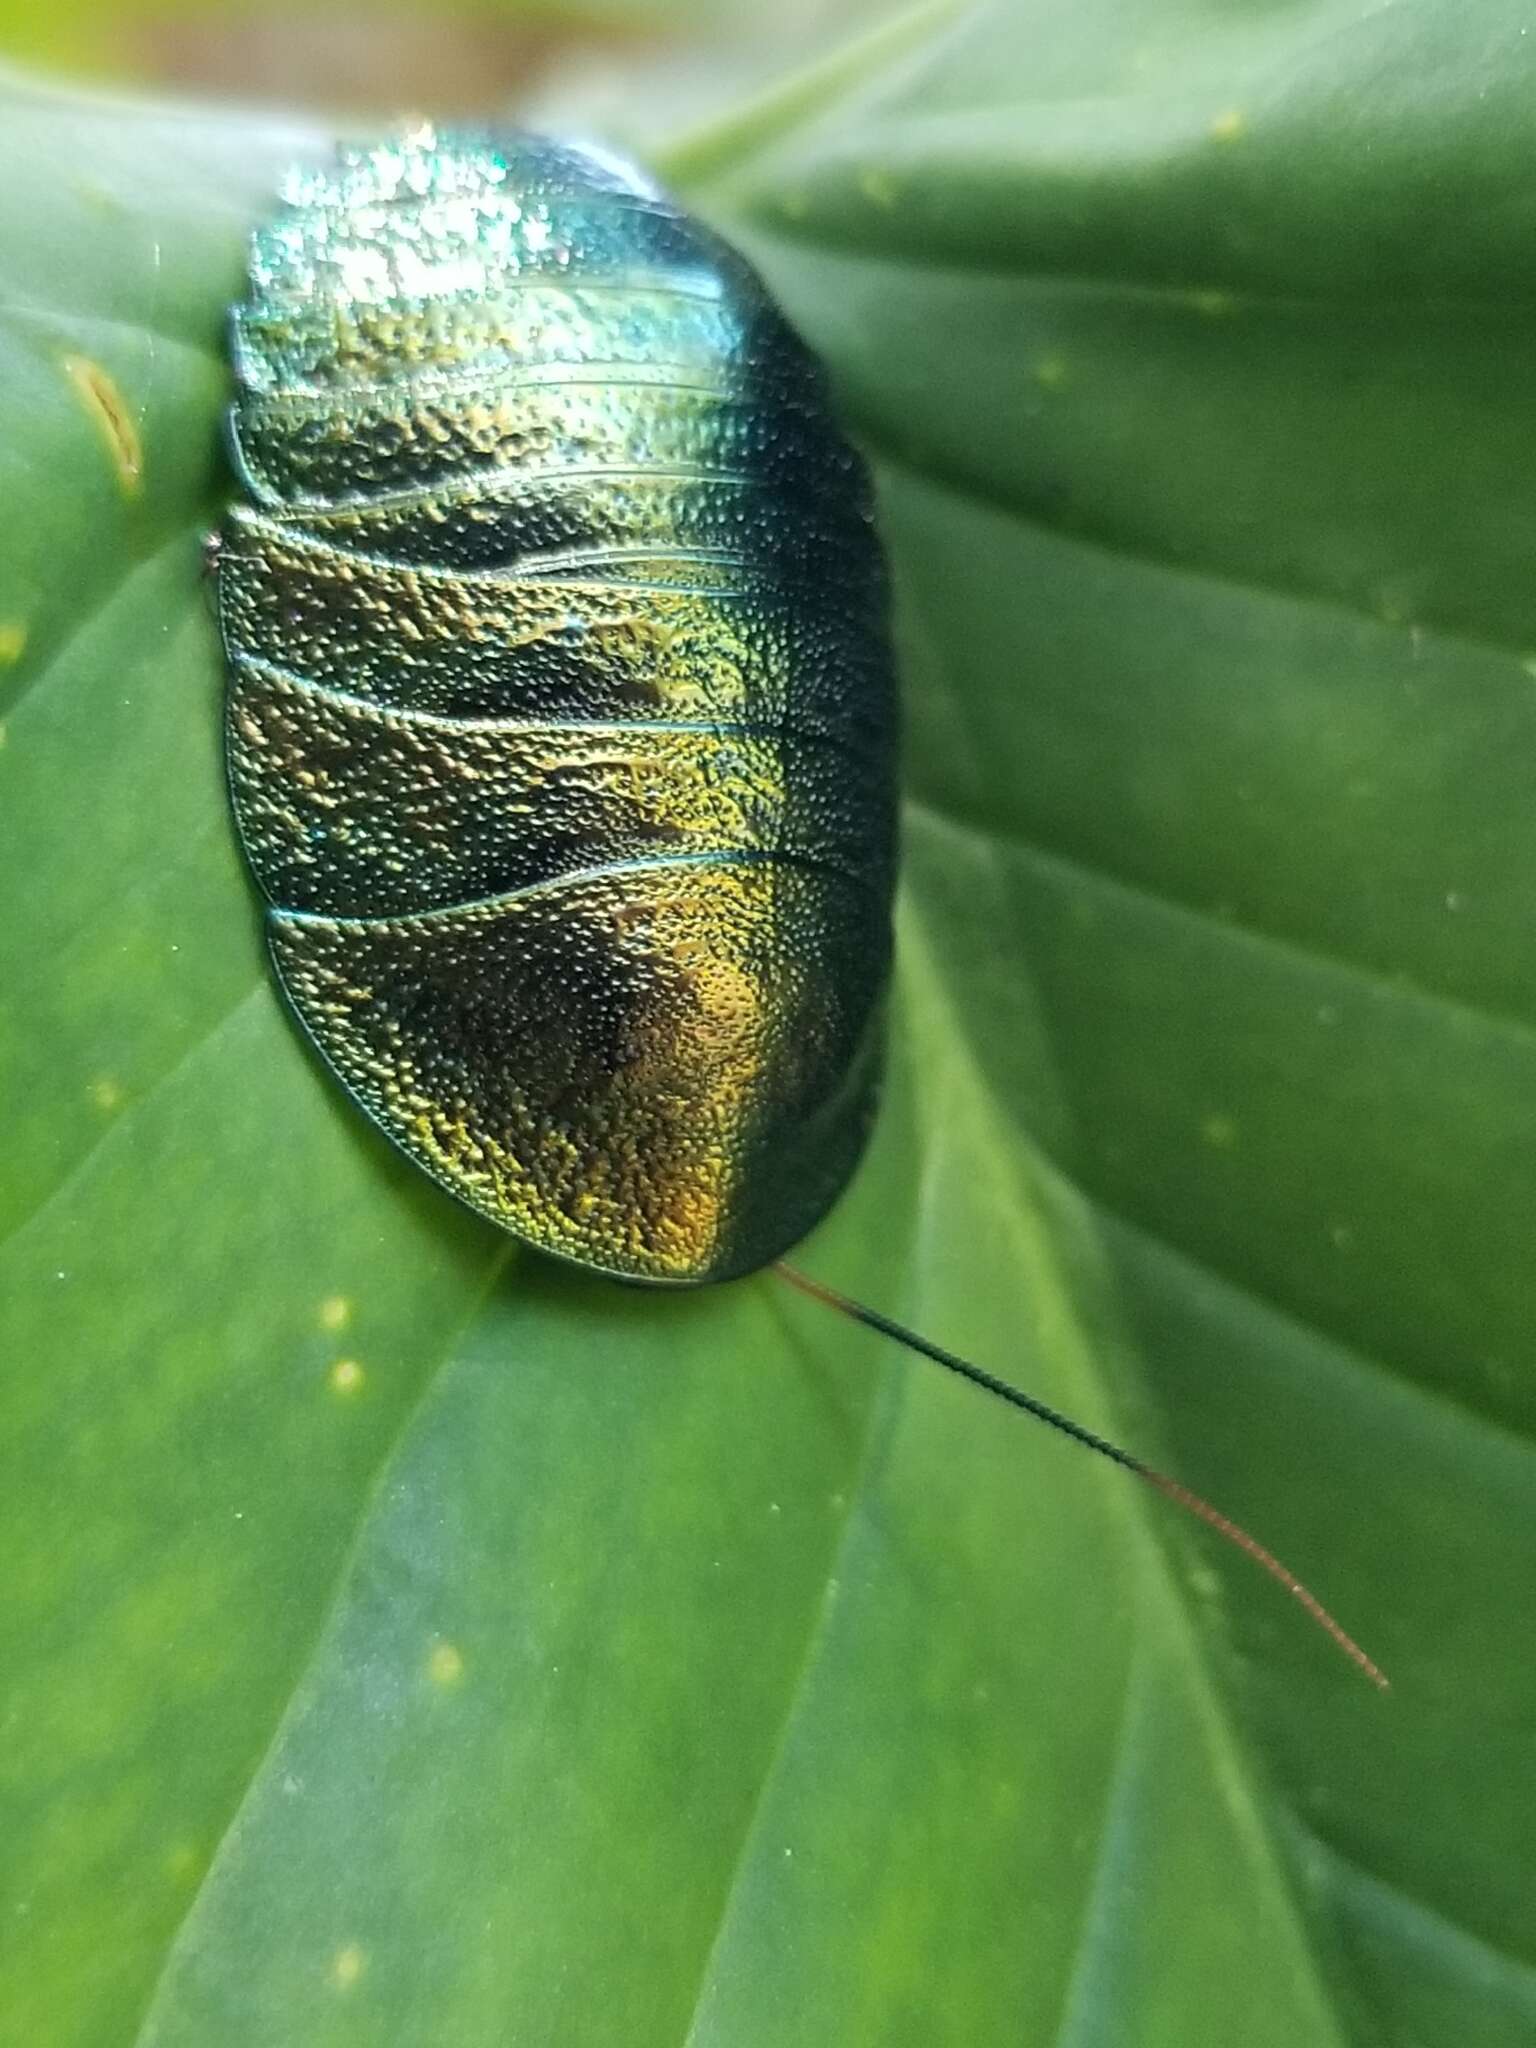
[214,126,1385,1689]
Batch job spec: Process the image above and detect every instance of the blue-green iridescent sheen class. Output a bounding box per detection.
[217,129,898,1284]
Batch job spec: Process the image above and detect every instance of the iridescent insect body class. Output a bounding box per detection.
[216,129,1384,1686]
[219,129,893,1286]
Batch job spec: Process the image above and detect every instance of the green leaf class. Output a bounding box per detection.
[2,6,1532,2042]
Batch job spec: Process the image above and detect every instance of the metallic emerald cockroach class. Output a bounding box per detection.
[216,127,896,1288]
[215,128,1385,1687]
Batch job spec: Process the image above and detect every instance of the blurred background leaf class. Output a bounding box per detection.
[0,0,692,104]
[2,3,1534,2044]
[0,0,903,129]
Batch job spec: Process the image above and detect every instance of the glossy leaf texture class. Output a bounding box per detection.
[1,4,1533,2041]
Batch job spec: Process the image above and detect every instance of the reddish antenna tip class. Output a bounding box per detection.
[775,1262,1390,1692]
[1141,1473,1390,1690]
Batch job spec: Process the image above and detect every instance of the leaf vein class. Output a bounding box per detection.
[124,1242,514,2047]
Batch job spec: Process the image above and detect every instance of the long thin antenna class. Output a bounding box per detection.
[775,1261,1388,1691]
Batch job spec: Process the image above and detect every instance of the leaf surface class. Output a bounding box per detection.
[2,12,1533,2043]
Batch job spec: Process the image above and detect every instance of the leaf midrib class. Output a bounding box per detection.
[895,899,1354,2046]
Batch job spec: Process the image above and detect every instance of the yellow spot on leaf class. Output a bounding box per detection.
[164,1841,201,1882]
[0,623,26,667]
[89,1076,124,1113]
[1035,356,1068,390]
[318,1293,352,1333]
[1209,109,1246,143]
[778,189,809,221]
[61,354,142,497]
[428,1641,465,1687]
[329,1358,365,1396]
[1189,289,1234,318]
[859,167,900,208]
[331,1944,365,1991]
[1201,1113,1237,1149]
